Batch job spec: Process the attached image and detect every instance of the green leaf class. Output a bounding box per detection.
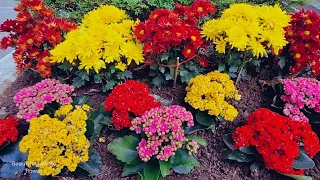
[107,135,140,164]
[117,71,132,79]
[165,73,174,80]
[77,147,102,176]
[280,173,312,180]
[159,160,171,177]
[180,72,195,83]
[291,150,315,169]
[239,146,258,155]
[88,111,104,142]
[152,76,164,87]
[196,111,213,126]
[76,71,90,81]
[57,62,72,71]
[187,136,208,146]
[229,66,238,73]
[122,157,145,177]
[85,120,94,140]
[222,134,235,150]
[160,53,170,62]
[110,65,116,74]
[143,161,160,180]
[184,124,207,134]
[250,162,264,172]
[73,96,89,105]
[224,150,254,163]
[179,70,188,76]
[218,64,226,72]
[103,80,117,92]
[72,77,85,88]
[278,57,286,69]
[159,66,166,74]
[94,74,102,83]
[171,149,200,174]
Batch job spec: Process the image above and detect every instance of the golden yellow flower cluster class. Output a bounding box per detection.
[19,104,90,176]
[201,3,291,58]
[185,71,241,121]
[50,5,144,73]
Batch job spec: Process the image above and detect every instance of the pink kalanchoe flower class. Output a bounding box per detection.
[131,105,197,162]
[14,79,75,121]
[281,77,320,122]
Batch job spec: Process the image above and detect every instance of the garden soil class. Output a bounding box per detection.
[0,72,319,180]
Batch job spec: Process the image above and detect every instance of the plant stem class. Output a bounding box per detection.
[173,57,180,88]
[132,64,148,71]
[235,53,249,85]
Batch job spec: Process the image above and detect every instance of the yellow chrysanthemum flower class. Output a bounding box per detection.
[185,71,241,121]
[50,5,144,74]
[19,105,90,176]
[201,3,291,58]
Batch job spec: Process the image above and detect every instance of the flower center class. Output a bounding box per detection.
[27,38,34,45]
[191,36,197,41]
[304,31,310,35]
[139,30,144,35]
[295,53,301,59]
[197,7,203,12]
[186,49,192,54]
[306,19,312,24]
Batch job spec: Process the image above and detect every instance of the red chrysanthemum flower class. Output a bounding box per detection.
[182,44,197,59]
[189,0,217,18]
[40,8,54,17]
[104,80,161,130]
[0,115,19,147]
[286,9,320,76]
[233,108,320,175]
[16,11,31,22]
[0,19,17,32]
[198,57,209,68]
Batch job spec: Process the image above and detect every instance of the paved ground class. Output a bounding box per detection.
[0,0,17,94]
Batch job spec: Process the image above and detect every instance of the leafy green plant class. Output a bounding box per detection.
[109,0,149,16]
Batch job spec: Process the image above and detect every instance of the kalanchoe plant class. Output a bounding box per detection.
[50,5,144,91]
[201,3,291,83]
[104,80,161,130]
[134,0,217,87]
[108,105,207,179]
[0,0,77,78]
[13,79,75,121]
[222,108,320,180]
[185,71,241,131]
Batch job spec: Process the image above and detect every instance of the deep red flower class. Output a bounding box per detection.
[16,11,31,22]
[104,80,161,130]
[198,57,208,68]
[40,8,54,17]
[46,29,62,45]
[182,44,197,59]
[233,108,320,175]
[189,0,217,18]
[0,115,19,147]
[0,34,15,50]
[0,19,17,32]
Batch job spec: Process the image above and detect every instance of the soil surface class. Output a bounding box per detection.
[0,71,319,180]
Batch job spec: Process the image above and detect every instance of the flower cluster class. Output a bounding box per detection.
[185,71,241,121]
[233,108,320,175]
[134,0,216,65]
[0,115,19,147]
[19,104,90,176]
[104,80,161,130]
[14,79,74,121]
[202,3,291,58]
[285,9,320,75]
[281,77,320,122]
[50,5,144,73]
[131,106,195,162]
[0,0,76,77]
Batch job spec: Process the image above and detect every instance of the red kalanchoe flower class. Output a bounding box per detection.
[286,9,320,76]
[104,80,161,130]
[0,0,77,77]
[0,115,19,147]
[232,108,320,175]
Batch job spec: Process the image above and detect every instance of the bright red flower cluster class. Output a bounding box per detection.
[104,80,161,130]
[232,108,320,175]
[286,9,320,76]
[0,115,19,147]
[0,0,76,78]
[134,0,216,67]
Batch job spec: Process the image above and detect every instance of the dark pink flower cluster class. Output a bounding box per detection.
[281,77,320,122]
[130,105,195,162]
[13,79,74,121]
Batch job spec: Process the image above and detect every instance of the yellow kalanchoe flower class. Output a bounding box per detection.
[201,3,291,58]
[50,5,144,73]
[185,71,241,121]
[20,105,91,176]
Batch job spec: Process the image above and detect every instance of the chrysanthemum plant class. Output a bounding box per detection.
[50,5,144,92]
[185,71,241,131]
[275,9,320,77]
[201,3,291,84]
[0,0,77,78]
[108,106,207,179]
[134,0,217,87]
[222,109,320,180]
